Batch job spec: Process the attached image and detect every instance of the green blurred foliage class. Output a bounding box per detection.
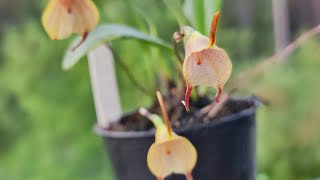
[254,40,320,180]
[0,0,319,179]
[0,21,113,179]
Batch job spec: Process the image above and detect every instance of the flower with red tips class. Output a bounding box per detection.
[42,0,99,40]
[181,12,232,111]
[139,92,197,180]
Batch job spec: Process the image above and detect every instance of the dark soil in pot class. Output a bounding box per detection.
[96,96,260,180]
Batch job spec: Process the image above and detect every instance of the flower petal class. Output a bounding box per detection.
[184,32,209,58]
[42,0,99,40]
[183,47,232,87]
[183,47,232,107]
[147,136,197,179]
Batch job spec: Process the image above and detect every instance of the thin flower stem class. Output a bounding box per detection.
[172,32,186,80]
[172,34,184,64]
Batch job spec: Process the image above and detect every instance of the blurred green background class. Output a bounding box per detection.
[0,0,319,179]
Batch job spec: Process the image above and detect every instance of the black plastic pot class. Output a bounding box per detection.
[96,97,259,180]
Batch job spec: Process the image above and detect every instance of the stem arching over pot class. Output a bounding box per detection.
[139,92,197,180]
[179,12,232,111]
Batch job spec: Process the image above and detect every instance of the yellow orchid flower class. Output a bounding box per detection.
[182,12,232,111]
[42,0,99,40]
[139,92,197,180]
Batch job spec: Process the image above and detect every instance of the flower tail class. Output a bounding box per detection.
[72,31,89,51]
[156,91,173,138]
[215,86,222,103]
[185,172,194,180]
[184,85,193,111]
[209,11,220,47]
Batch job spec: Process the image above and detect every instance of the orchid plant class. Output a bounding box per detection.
[38,0,320,179]
[40,0,229,179]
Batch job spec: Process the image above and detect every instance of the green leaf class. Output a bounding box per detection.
[183,0,223,35]
[134,6,158,36]
[213,0,222,13]
[194,0,205,34]
[163,0,188,26]
[204,0,222,35]
[62,24,171,70]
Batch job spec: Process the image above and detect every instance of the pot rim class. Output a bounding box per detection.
[95,96,260,139]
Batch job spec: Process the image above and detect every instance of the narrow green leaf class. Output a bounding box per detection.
[163,0,188,26]
[183,0,223,35]
[193,0,205,34]
[183,0,195,26]
[213,0,222,13]
[204,0,222,34]
[62,24,171,70]
[134,7,158,36]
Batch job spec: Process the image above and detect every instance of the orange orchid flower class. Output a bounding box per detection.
[42,0,99,40]
[139,92,197,180]
[182,12,232,111]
